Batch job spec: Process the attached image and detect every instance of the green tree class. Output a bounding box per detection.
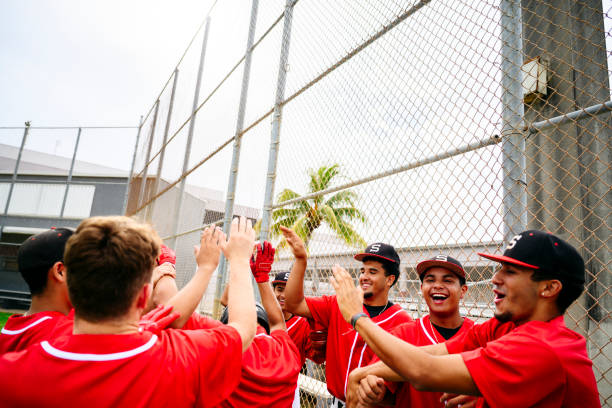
[266,164,367,250]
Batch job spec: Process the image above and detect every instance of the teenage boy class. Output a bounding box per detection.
[0,216,257,407]
[0,228,75,353]
[283,226,412,406]
[333,230,600,408]
[359,255,476,407]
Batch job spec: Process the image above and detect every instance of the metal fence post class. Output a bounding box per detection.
[500,0,527,242]
[214,0,259,318]
[59,127,82,218]
[148,69,180,223]
[122,116,144,215]
[169,17,211,249]
[0,122,30,241]
[138,100,160,215]
[259,0,296,242]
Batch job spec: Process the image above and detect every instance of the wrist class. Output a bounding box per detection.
[350,312,368,329]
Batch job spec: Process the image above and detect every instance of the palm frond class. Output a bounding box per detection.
[319,204,340,232]
[328,218,367,249]
[325,190,358,208]
[332,206,367,224]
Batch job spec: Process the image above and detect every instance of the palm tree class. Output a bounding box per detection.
[266,164,367,250]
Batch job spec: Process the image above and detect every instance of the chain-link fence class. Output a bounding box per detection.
[125,0,610,404]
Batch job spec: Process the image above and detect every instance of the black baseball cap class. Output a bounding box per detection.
[478,230,585,284]
[220,303,270,334]
[272,271,290,287]
[354,242,400,265]
[18,227,74,273]
[416,255,465,278]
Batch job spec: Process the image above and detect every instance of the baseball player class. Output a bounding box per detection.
[1,225,220,353]
[333,230,600,408]
[282,226,412,406]
[0,215,258,407]
[212,241,301,408]
[0,227,76,353]
[358,255,476,407]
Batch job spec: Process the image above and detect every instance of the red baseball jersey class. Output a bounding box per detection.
[0,325,243,408]
[445,315,600,408]
[183,313,301,408]
[286,314,312,366]
[305,295,412,401]
[0,310,73,354]
[220,326,301,408]
[369,315,475,408]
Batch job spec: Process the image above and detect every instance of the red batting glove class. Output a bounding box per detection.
[138,305,179,334]
[250,241,275,283]
[157,244,176,266]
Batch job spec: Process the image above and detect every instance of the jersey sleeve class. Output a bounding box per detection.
[304,295,335,328]
[190,325,243,407]
[182,313,223,330]
[460,332,564,407]
[445,318,514,354]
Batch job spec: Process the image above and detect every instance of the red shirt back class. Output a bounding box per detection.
[0,311,73,354]
[369,315,475,408]
[305,295,412,401]
[0,325,243,408]
[220,326,301,408]
[446,316,600,408]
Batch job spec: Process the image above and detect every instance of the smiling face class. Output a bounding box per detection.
[421,267,466,318]
[273,283,287,311]
[491,263,540,325]
[359,259,395,304]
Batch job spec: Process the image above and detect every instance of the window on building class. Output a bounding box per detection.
[0,183,95,219]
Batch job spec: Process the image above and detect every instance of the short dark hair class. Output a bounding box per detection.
[362,256,399,287]
[64,216,160,322]
[419,268,466,286]
[530,269,584,313]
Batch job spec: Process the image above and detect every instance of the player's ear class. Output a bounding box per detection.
[50,262,66,283]
[460,283,468,299]
[386,274,396,288]
[136,283,153,310]
[539,279,561,299]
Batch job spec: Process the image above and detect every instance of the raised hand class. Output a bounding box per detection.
[330,264,364,323]
[220,217,256,263]
[279,226,307,260]
[157,244,176,266]
[250,241,275,283]
[357,375,386,406]
[194,225,226,271]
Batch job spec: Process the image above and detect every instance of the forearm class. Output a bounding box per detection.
[350,361,405,384]
[227,258,257,351]
[165,265,215,328]
[220,283,229,307]
[354,318,478,394]
[285,257,311,317]
[152,277,178,307]
[258,281,285,331]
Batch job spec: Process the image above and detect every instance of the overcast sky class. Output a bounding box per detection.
[0,0,214,127]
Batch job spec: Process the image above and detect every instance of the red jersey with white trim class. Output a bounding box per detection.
[0,310,73,354]
[305,295,412,401]
[0,325,243,408]
[220,326,301,408]
[369,315,475,408]
[445,315,600,408]
[285,314,312,366]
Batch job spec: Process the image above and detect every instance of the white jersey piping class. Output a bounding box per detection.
[40,334,158,361]
[1,316,53,335]
[419,316,438,345]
